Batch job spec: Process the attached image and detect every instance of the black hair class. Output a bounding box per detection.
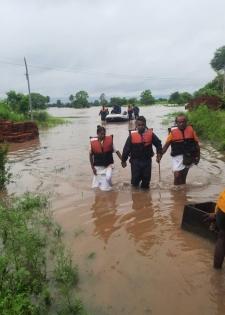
[136,116,146,124]
[97,125,106,134]
[175,114,187,123]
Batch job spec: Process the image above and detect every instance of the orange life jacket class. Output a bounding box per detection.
[170,125,198,157]
[130,129,153,146]
[215,189,225,213]
[90,135,113,154]
[171,125,195,142]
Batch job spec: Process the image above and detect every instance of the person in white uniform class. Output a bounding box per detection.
[89,125,122,191]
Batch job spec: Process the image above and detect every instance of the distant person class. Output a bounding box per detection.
[121,116,162,189]
[133,105,140,119]
[99,105,109,122]
[127,104,134,120]
[205,189,225,269]
[111,105,121,114]
[89,125,122,191]
[161,114,200,185]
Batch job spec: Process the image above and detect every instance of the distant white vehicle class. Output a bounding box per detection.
[105,113,129,123]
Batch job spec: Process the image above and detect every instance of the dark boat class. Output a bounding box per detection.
[181,202,217,241]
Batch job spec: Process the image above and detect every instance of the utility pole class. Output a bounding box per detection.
[24,57,33,120]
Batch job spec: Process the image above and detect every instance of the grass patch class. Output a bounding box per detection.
[0,193,87,315]
[187,106,225,151]
[0,102,66,128]
[0,145,11,189]
[0,102,26,121]
[33,111,67,128]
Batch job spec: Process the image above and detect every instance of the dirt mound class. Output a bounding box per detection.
[186,96,223,111]
[0,120,39,143]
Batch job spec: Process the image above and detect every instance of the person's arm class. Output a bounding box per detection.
[89,152,97,175]
[116,150,122,161]
[121,136,131,167]
[112,144,122,161]
[152,133,162,163]
[162,133,172,155]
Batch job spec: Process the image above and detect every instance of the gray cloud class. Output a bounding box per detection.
[0,0,224,99]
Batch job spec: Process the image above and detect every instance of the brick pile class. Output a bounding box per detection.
[0,120,39,143]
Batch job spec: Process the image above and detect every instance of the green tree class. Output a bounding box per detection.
[69,94,74,103]
[210,46,225,72]
[93,100,100,106]
[140,90,155,105]
[30,93,49,109]
[73,90,89,108]
[6,91,29,114]
[99,93,108,106]
[109,97,127,107]
[180,92,192,104]
[169,91,180,104]
[128,97,137,105]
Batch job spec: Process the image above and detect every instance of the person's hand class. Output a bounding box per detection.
[203,212,216,223]
[156,153,162,163]
[121,161,127,168]
[194,155,200,165]
[92,167,97,175]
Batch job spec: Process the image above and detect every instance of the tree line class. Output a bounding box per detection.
[50,89,156,108]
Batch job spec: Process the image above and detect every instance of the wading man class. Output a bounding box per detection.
[121,116,162,189]
[162,114,200,185]
[89,125,122,191]
[99,105,109,122]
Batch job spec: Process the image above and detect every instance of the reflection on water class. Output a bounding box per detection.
[91,190,120,243]
[120,191,156,256]
[5,106,225,315]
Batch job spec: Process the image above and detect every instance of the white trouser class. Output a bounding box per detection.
[92,165,113,191]
[172,155,193,172]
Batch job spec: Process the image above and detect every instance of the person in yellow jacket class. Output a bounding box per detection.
[206,189,225,269]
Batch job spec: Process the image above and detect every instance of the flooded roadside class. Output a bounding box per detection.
[7,106,225,315]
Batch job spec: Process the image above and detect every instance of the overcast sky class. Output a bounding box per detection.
[0,0,224,100]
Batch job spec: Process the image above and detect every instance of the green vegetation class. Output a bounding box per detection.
[210,45,225,72]
[0,145,11,189]
[140,89,155,105]
[168,91,192,106]
[0,92,65,127]
[187,106,225,151]
[0,101,26,121]
[0,193,87,315]
[33,111,65,127]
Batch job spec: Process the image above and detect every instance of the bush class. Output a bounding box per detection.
[0,145,11,189]
[187,106,225,151]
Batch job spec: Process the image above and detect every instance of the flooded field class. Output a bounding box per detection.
[7,106,225,315]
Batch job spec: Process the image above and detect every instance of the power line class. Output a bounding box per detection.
[0,57,204,83]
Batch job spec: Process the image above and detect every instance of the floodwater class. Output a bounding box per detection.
[7,106,225,315]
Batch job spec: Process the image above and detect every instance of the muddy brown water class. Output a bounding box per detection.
[7,106,225,315]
